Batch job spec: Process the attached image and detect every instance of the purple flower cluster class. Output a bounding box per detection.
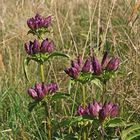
[24,38,55,55]
[77,100,119,122]
[27,14,51,30]
[92,52,120,75]
[64,52,120,79]
[28,82,58,100]
[64,56,92,79]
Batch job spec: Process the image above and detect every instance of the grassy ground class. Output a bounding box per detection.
[0,0,140,139]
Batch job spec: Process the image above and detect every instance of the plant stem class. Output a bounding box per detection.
[82,85,86,108]
[40,63,45,82]
[101,80,107,103]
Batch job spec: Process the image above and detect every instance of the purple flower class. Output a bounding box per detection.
[82,57,92,72]
[92,56,102,75]
[44,16,52,27]
[64,67,79,79]
[24,39,40,55]
[77,106,88,116]
[71,60,80,71]
[27,14,52,30]
[41,38,55,53]
[24,41,33,55]
[27,82,58,100]
[88,100,102,117]
[99,101,119,122]
[106,57,120,71]
[32,39,40,54]
[110,104,119,117]
[101,51,109,69]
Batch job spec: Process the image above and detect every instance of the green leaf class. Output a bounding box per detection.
[23,57,31,81]
[43,52,70,61]
[121,124,140,140]
[91,78,103,90]
[104,117,126,128]
[28,101,39,112]
[51,92,70,101]
[60,117,83,127]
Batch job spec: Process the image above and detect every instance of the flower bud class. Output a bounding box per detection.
[99,108,107,122]
[82,57,92,72]
[44,16,52,27]
[28,88,38,99]
[24,41,34,55]
[64,67,79,79]
[27,18,35,30]
[110,104,119,117]
[77,106,87,116]
[92,56,102,75]
[101,51,109,69]
[88,100,102,117]
[48,83,58,93]
[27,82,58,100]
[41,38,55,53]
[106,57,120,71]
[71,60,80,71]
[32,39,40,54]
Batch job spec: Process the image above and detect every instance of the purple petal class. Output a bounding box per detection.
[28,88,38,99]
[101,51,109,69]
[82,57,92,72]
[64,67,79,79]
[92,56,102,75]
[106,57,120,71]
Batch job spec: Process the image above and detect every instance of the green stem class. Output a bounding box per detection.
[82,85,86,108]
[40,63,45,82]
[101,80,107,103]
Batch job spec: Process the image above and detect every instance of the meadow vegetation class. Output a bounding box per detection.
[0,0,140,139]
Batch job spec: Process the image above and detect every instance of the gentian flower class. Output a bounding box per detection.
[64,56,93,79]
[88,100,102,117]
[82,57,92,73]
[92,52,120,75]
[101,51,109,69]
[106,57,120,71]
[24,38,55,55]
[27,82,58,100]
[92,56,102,75]
[99,101,119,122]
[77,100,119,122]
[41,38,55,53]
[27,14,52,30]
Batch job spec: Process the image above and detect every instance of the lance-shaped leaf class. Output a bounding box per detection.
[51,92,70,101]
[104,117,126,128]
[121,124,140,140]
[43,52,70,62]
[23,57,32,81]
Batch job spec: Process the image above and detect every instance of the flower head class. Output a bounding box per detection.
[24,38,55,55]
[27,14,52,30]
[99,101,119,122]
[106,57,120,71]
[88,100,102,117]
[41,38,55,53]
[27,82,58,100]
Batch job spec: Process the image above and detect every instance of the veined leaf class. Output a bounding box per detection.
[104,117,126,128]
[51,92,70,101]
[121,124,140,140]
[43,52,70,61]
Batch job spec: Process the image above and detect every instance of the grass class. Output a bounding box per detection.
[0,0,140,139]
